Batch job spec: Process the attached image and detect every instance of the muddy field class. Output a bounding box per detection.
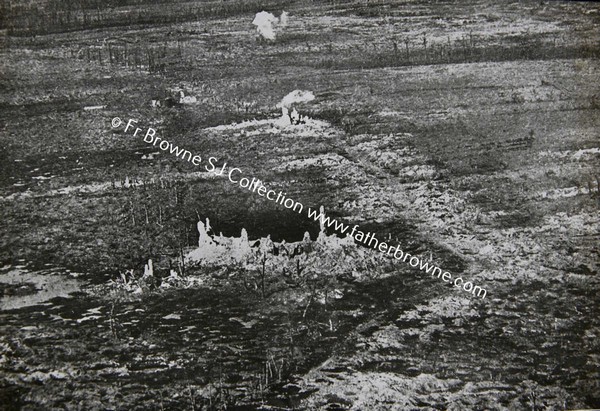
[1,0,599,410]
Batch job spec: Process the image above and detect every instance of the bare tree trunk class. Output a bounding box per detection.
[130,200,136,226]
[261,253,266,298]
[179,243,186,277]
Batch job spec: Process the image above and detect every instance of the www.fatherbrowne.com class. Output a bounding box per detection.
[118,118,487,299]
[307,209,487,299]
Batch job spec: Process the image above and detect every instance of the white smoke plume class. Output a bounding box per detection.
[252,10,289,40]
[276,90,315,109]
[275,90,315,128]
[252,11,279,41]
[279,11,289,27]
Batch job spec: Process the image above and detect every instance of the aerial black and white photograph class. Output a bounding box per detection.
[0,0,599,409]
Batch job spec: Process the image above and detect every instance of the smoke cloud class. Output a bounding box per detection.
[252,10,289,40]
[277,90,315,108]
